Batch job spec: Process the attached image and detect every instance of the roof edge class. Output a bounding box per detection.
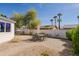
[0,17,16,23]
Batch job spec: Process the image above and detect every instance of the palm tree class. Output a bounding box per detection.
[57,13,62,29]
[53,16,57,28]
[50,19,53,26]
[77,16,79,24]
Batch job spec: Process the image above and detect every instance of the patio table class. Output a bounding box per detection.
[38,34,45,40]
[32,33,46,41]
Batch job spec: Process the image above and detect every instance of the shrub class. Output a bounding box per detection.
[66,29,74,41]
[11,37,21,43]
[72,25,79,55]
[41,50,49,56]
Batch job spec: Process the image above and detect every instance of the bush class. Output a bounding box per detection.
[66,29,74,41]
[72,25,79,55]
[41,50,49,56]
[11,37,21,43]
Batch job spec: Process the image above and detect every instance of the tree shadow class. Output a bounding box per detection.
[58,39,74,56]
[22,38,45,43]
[46,35,74,56]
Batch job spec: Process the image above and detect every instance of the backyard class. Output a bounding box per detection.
[0,35,73,56]
[0,3,79,56]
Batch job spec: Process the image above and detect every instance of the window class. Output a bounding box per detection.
[6,23,11,32]
[0,22,5,32]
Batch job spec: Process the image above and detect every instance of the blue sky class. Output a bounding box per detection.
[0,3,79,26]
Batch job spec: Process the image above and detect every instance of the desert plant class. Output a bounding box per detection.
[23,9,37,27]
[72,25,79,55]
[11,13,24,29]
[11,37,21,43]
[28,19,41,29]
[66,29,74,41]
[41,50,49,56]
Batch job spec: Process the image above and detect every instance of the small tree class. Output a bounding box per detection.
[28,19,41,29]
[11,13,24,29]
[23,9,37,26]
[28,19,41,34]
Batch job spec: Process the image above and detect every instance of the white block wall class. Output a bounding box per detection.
[42,30,67,39]
[0,22,15,43]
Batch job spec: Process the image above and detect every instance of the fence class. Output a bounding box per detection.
[41,29,67,39]
[15,29,68,39]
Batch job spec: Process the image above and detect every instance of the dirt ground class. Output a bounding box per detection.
[0,35,73,56]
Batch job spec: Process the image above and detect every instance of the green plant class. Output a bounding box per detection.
[23,9,37,27]
[11,37,21,43]
[72,25,79,55]
[66,29,74,41]
[11,13,24,29]
[28,19,41,29]
[41,50,49,56]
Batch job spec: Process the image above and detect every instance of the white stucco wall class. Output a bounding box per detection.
[0,20,15,43]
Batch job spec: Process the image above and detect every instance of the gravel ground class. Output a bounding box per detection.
[0,35,73,56]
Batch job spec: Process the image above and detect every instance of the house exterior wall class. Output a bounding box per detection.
[0,20,15,43]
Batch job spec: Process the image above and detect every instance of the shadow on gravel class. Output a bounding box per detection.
[22,38,45,43]
[51,37,73,56]
[46,34,74,56]
[58,39,73,56]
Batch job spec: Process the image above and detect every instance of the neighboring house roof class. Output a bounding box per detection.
[40,25,56,29]
[63,24,77,29]
[40,25,53,28]
[0,17,16,23]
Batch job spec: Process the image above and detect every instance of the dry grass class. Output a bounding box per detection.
[11,37,21,43]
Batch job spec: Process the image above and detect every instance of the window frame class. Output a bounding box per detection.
[6,23,11,32]
[0,22,5,32]
[0,21,11,33]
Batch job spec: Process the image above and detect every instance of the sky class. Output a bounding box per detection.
[0,3,79,26]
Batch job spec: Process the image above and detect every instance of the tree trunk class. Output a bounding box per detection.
[59,21,60,29]
[52,21,53,26]
[37,25,40,34]
[58,16,61,29]
[55,19,56,27]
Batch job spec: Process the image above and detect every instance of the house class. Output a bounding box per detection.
[0,17,15,43]
[63,24,77,29]
[40,25,56,30]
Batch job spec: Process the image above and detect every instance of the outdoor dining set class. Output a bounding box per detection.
[32,33,46,41]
